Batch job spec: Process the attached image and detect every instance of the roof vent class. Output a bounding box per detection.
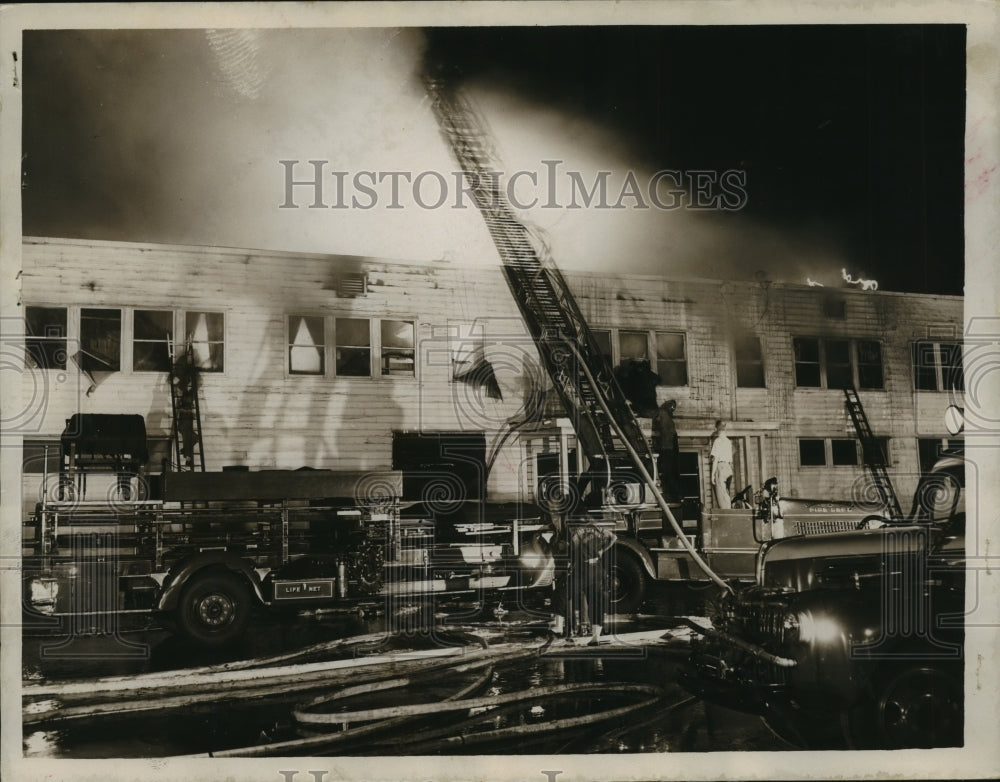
[335,273,368,298]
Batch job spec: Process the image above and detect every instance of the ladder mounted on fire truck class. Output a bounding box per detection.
[168,341,206,472]
[424,63,732,594]
[843,387,902,520]
[423,69,655,498]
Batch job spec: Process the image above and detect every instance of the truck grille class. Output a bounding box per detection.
[720,595,798,646]
[791,519,858,536]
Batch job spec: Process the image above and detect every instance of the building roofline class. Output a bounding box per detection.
[20,234,443,271]
[22,235,964,301]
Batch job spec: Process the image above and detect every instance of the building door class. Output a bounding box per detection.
[677,450,703,523]
[729,435,765,500]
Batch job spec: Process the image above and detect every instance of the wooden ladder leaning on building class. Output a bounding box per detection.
[168,340,206,472]
[843,387,902,520]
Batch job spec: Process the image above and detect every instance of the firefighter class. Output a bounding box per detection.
[549,516,617,645]
[653,399,682,502]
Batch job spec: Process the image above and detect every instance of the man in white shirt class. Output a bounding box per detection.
[710,419,733,509]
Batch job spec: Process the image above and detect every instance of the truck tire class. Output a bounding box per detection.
[175,569,253,647]
[609,552,646,614]
[842,664,962,749]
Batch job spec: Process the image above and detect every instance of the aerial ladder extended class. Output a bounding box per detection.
[424,68,732,592]
[424,71,652,496]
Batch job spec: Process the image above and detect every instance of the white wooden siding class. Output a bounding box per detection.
[21,236,963,506]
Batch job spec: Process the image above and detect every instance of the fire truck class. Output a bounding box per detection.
[23,415,555,647]
[683,434,966,749]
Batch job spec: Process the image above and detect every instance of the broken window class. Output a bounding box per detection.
[619,330,648,364]
[655,332,687,386]
[336,317,371,377]
[24,306,67,369]
[133,310,173,372]
[734,334,765,388]
[381,320,415,376]
[185,311,225,372]
[288,315,325,375]
[79,308,121,372]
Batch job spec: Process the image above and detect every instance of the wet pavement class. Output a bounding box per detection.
[22,582,794,757]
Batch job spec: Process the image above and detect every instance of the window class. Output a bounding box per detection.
[734,334,765,388]
[288,315,325,375]
[677,451,702,502]
[793,337,885,390]
[655,331,688,386]
[794,338,822,387]
[591,329,613,366]
[285,316,416,378]
[831,439,859,466]
[185,311,224,372]
[862,437,891,466]
[24,306,67,369]
[912,341,964,392]
[940,343,964,392]
[133,310,173,372]
[591,328,689,387]
[824,339,852,389]
[801,437,891,467]
[80,308,121,372]
[619,330,648,363]
[381,320,415,376]
[336,318,371,377]
[917,437,964,473]
[799,439,827,466]
[856,340,884,390]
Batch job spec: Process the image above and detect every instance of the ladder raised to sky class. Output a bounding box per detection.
[843,387,902,520]
[424,73,654,484]
[169,342,206,472]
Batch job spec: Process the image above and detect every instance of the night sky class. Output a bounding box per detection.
[22,25,966,295]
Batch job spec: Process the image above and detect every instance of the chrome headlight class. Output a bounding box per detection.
[796,610,843,645]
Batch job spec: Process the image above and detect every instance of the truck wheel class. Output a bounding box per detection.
[175,570,253,647]
[609,552,646,614]
[843,665,962,749]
